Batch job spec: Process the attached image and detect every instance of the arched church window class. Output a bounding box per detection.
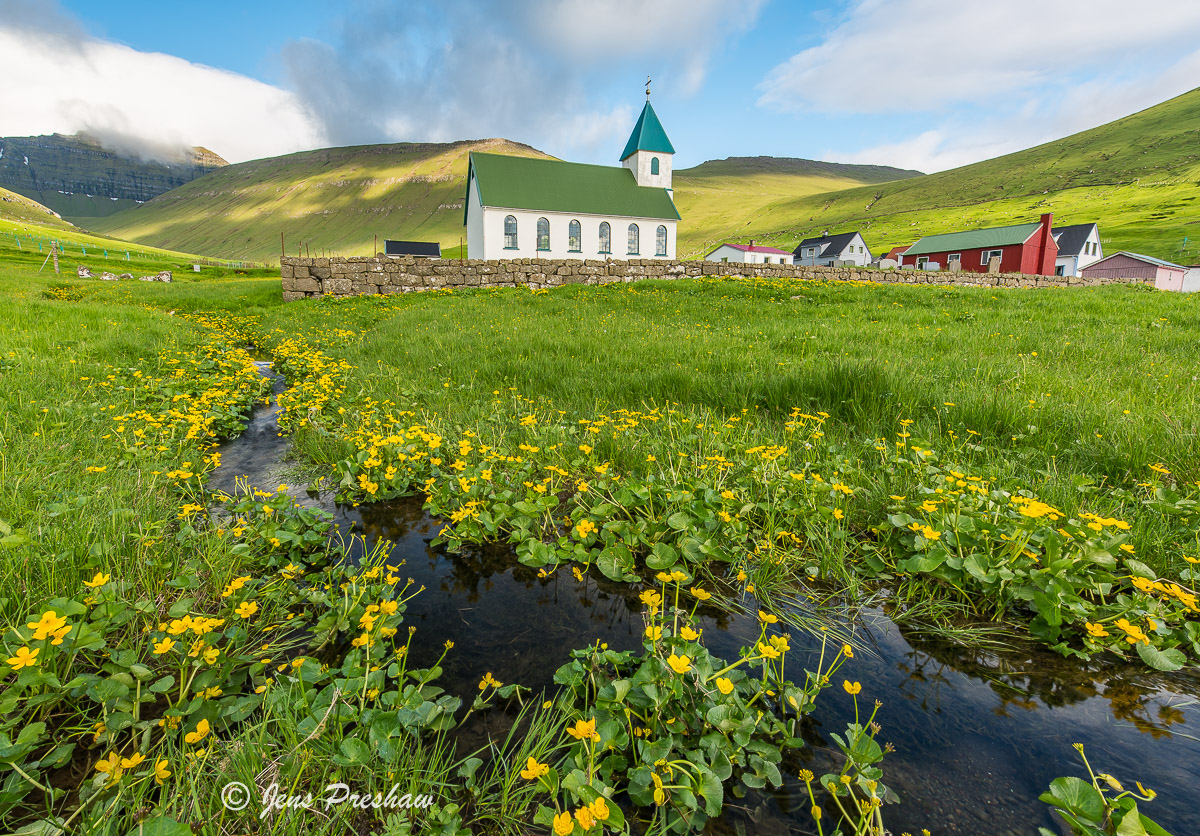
[598,222,611,254]
[537,217,550,251]
[627,223,640,255]
[651,157,660,175]
[504,215,518,249]
[655,225,667,256]
[568,220,581,252]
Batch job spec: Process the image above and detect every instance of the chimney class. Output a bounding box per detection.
[1037,213,1054,275]
[748,239,755,250]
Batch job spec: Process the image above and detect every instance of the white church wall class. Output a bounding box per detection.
[476,206,676,260]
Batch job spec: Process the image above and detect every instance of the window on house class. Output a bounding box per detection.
[917,256,929,269]
[503,215,518,249]
[947,253,961,263]
[536,217,550,251]
[568,220,581,252]
[627,223,640,255]
[598,222,611,254]
[1055,265,1065,276]
[721,257,728,263]
[655,225,667,256]
[981,249,1003,266]
[651,157,660,175]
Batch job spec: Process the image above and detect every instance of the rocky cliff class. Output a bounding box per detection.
[0,133,227,220]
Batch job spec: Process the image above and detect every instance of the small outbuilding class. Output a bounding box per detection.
[900,214,1057,275]
[793,231,871,266]
[705,241,794,265]
[1080,252,1187,290]
[385,240,442,258]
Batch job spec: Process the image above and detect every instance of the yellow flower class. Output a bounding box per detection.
[575,519,597,539]
[639,589,662,608]
[553,811,574,836]
[690,586,711,601]
[680,625,700,641]
[716,677,734,695]
[667,653,692,674]
[478,671,501,690]
[843,680,862,696]
[1114,618,1149,645]
[236,601,259,619]
[120,752,145,769]
[153,638,176,655]
[644,625,662,641]
[841,643,854,658]
[94,751,123,784]
[27,610,68,641]
[5,646,39,670]
[203,647,220,665]
[1085,622,1109,638]
[756,641,780,660]
[758,610,779,624]
[590,796,610,821]
[575,805,596,830]
[769,634,790,653]
[83,572,111,588]
[50,625,71,646]
[519,756,549,780]
[184,718,211,745]
[566,717,600,742]
[153,759,171,785]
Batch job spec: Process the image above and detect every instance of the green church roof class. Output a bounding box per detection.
[466,152,680,222]
[903,222,1042,256]
[620,101,676,160]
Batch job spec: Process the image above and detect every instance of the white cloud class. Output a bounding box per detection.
[0,6,324,163]
[758,0,1200,114]
[281,0,762,159]
[766,0,1200,172]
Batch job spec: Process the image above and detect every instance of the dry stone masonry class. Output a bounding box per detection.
[279,255,1153,301]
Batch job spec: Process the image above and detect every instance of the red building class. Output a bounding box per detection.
[900,214,1058,275]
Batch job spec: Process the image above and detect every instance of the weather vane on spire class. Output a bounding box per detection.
[646,76,652,101]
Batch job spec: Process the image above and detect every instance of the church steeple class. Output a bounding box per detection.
[621,90,674,191]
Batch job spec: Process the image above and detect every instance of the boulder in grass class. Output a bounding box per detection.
[118,273,133,280]
[156,271,172,282]
[99,272,117,281]
[77,265,93,278]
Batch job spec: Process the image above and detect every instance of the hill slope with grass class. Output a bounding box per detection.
[0,133,227,221]
[89,141,921,262]
[730,86,1200,262]
[0,184,73,229]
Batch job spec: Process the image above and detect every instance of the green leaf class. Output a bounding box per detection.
[666,512,692,531]
[1115,807,1149,836]
[337,737,371,765]
[1135,642,1186,672]
[1045,776,1105,821]
[123,816,194,836]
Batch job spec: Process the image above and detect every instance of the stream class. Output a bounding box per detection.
[208,362,1200,835]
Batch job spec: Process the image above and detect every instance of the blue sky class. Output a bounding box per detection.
[4,0,1200,171]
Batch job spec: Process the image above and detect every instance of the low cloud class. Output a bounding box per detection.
[0,1,324,163]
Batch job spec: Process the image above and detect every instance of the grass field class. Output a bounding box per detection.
[3,235,1198,833]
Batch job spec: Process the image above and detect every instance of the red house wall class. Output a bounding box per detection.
[903,214,1058,276]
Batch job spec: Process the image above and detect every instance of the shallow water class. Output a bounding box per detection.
[210,366,1200,835]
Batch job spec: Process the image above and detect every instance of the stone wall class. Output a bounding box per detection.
[279,255,1154,301]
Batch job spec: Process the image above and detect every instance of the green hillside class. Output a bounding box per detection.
[88,139,552,262]
[0,184,73,229]
[89,142,920,263]
[732,86,1200,263]
[671,156,921,257]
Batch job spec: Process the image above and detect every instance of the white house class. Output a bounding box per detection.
[705,241,793,265]
[792,231,871,266]
[1183,266,1200,293]
[1052,222,1103,276]
[464,99,679,260]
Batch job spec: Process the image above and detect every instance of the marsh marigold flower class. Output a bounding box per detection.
[184,719,210,745]
[27,611,68,641]
[83,572,111,588]
[520,756,549,780]
[667,653,692,674]
[553,811,573,836]
[566,717,600,742]
[716,677,734,695]
[843,680,862,696]
[5,646,38,670]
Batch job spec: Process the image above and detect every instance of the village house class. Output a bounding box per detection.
[704,241,793,265]
[1081,252,1188,290]
[1051,222,1103,276]
[900,214,1057,275]
[463,97,679,260]
[792,231,871,266]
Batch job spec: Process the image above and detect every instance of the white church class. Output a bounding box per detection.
[464,97,680,260]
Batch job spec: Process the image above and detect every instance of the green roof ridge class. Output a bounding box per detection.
[620,102,675,160]
[467,152,680,221]
[904,222,1042,256]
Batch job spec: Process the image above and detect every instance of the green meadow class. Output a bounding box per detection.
[2,228,1198,834]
